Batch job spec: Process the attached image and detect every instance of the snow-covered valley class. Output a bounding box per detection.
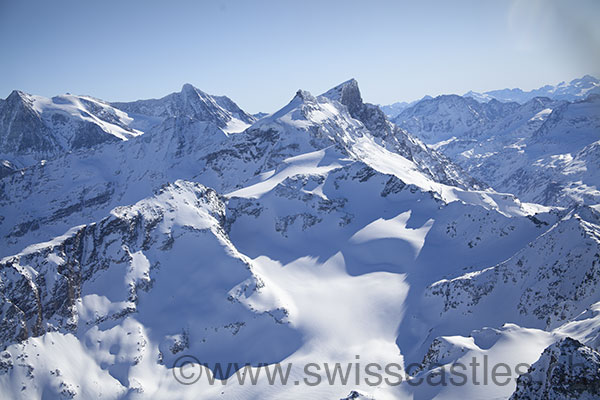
[1,77,599,399]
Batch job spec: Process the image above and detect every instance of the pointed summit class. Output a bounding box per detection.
[293,89,316,102]
[181,82,194,91]
[322,79,389,135]
[113,84,256,130]
[321,79,362,111]
[180,83,209,101]
[180,83,200,95]
[5,90,30,106]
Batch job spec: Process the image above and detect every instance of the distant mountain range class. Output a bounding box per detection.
[464,75,600,104]
[381,75,600,120]
[386,76,600,207]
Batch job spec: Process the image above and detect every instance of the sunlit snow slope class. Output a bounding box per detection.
[0,79,599,400]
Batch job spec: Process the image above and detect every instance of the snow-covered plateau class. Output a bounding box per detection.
[0,77,599,399]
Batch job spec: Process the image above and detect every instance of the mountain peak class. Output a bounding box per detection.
[6,90,29,104]
[334,78,359,90]
[180,83,213,100]
[574,74,598,84]
[180,83,200,95]
[321,78,361,106]
[320,79,397,139]
[293,89,316,103]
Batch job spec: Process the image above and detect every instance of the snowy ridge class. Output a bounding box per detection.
[0,91,142,169]
[111,83,256,133]
[0,79,538,257]
[0,78,599,399]
[0,84,255,173]
[0,180,302,398]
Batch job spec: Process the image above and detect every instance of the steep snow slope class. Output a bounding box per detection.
[0,147,560,399]
[422,206,600,332]
[389,206,600,398]
[0,181,303,398]
[322,80,486,191]
[1,79,598,400]
[0,80,536,259]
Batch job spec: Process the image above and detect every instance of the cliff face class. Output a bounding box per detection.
[510,337,600,400]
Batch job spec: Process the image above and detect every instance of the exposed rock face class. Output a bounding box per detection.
[0,84,255,171]
[322,80,486,190]
[0,181,229,349]
[426,206,600,329]
[510,337,600,400]
[0,90,140,168]
[0,91,55,156]
[1,79,600,399]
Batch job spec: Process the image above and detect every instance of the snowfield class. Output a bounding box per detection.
[1,77,599,399]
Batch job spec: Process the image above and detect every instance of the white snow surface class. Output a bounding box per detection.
[0,79,599,400]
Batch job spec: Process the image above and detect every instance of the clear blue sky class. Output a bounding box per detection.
[1,0,599,113]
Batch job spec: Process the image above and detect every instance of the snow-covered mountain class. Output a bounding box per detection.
[378,95,432,119]
[111,83,256,133]
[0,84,254,173]
[0,79,493,258]
[393,93,600,206]
[0,78,599,399]
[392,94,529,144]
[0,91,142,169]
[379,75,598,119]
[464,75,600,104]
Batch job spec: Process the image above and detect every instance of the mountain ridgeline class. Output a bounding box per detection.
[388,77,600,207]
[0,77,599,399]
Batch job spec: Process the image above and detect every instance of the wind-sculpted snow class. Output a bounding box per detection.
[1,79,599,399]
